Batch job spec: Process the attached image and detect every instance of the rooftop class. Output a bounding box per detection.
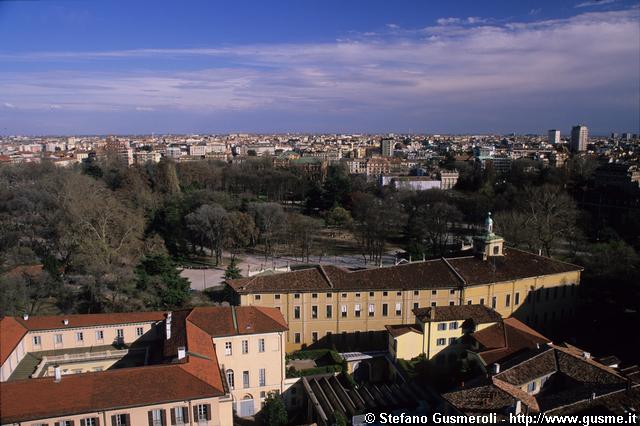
[0,306,287,423]
[227,248,582,294]
[413,304,502,324]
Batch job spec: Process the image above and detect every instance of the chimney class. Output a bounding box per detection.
[178,346,186,360]
[514,400,522,415]
[429,308,436,321]
[63,319,69,326]
[22,313,29,321]
[165,311,172,340]
[492,363,501,374]
[583,351,591,360]
[54,365,61,382]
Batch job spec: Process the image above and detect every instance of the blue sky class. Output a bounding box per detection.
[0,0,639,135]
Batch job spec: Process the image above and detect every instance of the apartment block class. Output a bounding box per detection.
[0,306,288,425]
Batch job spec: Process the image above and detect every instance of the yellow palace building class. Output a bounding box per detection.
[228,214,582,353]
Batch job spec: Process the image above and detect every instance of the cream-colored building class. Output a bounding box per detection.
[386,305,501,361]
[0,306,288,426]
[228,215,582,353]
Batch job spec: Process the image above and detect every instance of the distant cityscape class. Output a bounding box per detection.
[2,126,639,192]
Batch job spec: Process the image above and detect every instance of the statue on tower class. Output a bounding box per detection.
[485,212,494,235]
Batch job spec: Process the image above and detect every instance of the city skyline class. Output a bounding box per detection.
[1,0,639,135]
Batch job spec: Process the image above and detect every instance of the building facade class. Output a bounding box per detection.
[228,219,582,353]
[570,125,588,152]
[0,307,288,426]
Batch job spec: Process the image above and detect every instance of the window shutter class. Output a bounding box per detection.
[70,422,76,426]
[206,404,212,420]
[170,408,176,425]
[125,414,131,426]
[148,411,154,426]
[183,406,190,423]
[95,418,101,426]
[161,409,166,426]
[111,415,117,426]
[193,406,198,421]
[55,423,60,426]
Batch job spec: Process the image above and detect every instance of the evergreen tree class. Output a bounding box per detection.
[262,392,287,426]
[224,258,242,280]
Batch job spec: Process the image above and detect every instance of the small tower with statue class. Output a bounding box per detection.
[473,212,505,260]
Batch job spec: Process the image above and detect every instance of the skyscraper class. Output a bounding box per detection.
[548,129,560,144]
[570,125,588,153]
[380,139,393,157]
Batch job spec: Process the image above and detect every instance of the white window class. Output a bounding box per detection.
[226,369,235,389]
[243,370,250,388]
[436,338,446,346]
[395,302,402,316]
[354,304,361,317]
[136,327,144,337]
[33,335,41,346]
[116,329,124,339]
[54,334,63,345]
[76,332,84,342]
[151,409,163,426]
[437,323,447,331]
[114,414,127,426]
[195,404,209,421]
[449,322,458,330]
[368,303,375,317]
[341,304,347,318]
[258,338,265,352]
[59,421,73,426]
[96,330,104,340]
[225,341,232,356]
[259,368,266,386]
[242,340,249,354]
[84,419,98,426]
[174,407,186,425]
[448,337,456,345]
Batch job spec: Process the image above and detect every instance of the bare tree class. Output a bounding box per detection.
[185,204,228,265]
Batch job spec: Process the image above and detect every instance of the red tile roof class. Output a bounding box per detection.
[0,363,224,423]
[385,324,422,338]
[187,306,288,337]
[414,304,502,324]
[0,317,28,365]
[474,317,551,366]
[15,311,165,331]
[228,248,582,294]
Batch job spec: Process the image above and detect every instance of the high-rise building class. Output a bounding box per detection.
[548,129,560,144]
[380,139,393,157]
[570,125,588,153]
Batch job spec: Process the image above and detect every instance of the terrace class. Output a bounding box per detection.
[8,344,151,381]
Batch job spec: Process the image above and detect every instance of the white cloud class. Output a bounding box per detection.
[0,8,637,132]
[466,16,487,24]
[436,17,461,26]
[575,0,616,8]
[3,102,16,109]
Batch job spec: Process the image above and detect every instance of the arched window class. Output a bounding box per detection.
[226,369,235,390]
